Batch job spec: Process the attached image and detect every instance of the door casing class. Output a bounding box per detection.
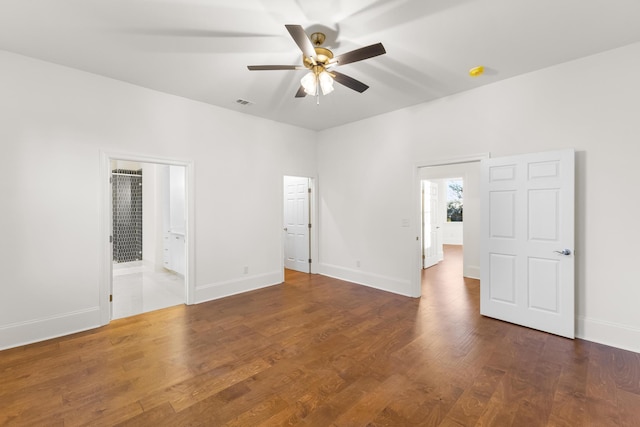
[412,154,489,297]
[99,151,195,325]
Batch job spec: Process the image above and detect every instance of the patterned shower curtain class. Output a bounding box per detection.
[112,169,143,263]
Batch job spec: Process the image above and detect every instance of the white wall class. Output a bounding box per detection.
[0,50,317,350]
[442,222,463,245]
[317,42,640,353]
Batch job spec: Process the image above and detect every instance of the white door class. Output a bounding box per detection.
[422,181,440,269]
[283,176,310,273]
[481,149,575,338]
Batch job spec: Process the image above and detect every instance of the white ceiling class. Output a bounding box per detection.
[2,0,640,131]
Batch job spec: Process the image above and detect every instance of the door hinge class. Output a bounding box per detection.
[109,294,113,302]
[308,187,311,193]
[109,235,113,243]
[308,259,312,264]
[308,223,312,229]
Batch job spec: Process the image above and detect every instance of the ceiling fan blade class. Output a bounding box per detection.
[247,65,303,70]
[332,43,386,66]
[331,71,370,93]
[285,24,317,61]
[295,86,307,98]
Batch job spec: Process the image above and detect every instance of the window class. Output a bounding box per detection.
[447,178,463,222]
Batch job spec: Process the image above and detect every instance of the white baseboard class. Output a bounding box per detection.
[194,270,284,304]
[0,307,102,351]
[318,263,414,297]
[464,264,481,280]
[577,316,640,354]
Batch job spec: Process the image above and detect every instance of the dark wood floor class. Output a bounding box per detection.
[2,245,639,426]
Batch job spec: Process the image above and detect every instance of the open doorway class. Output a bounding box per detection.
[100,152,193,324]
[414,155,485,296]
[421,177,465,269]
[419,169,472,276]
[110,160,186,319]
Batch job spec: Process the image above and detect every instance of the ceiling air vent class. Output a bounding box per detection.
[235,98,253,106]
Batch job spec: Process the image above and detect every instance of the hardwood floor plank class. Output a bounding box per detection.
[585,342,622,426]
[547,388,588,427]
[331,374,407,426]
[114,402,176,427]
[296,376,381,426]
[368,377,464,426]
[368,405,415,426]
[255,407,302,427]
[616,388,640,427]
[62,400,144,427]
[547,341,590,426]
[223,395,290,426]
[610,346,640,394]
[140,357,272,412]
[0,390,64,426]
[474,395,518,426]
[443,366,505,426]
[1,245,639,426]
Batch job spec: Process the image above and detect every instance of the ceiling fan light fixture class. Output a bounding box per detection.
[318,71,334,95]
[301,71,317,95]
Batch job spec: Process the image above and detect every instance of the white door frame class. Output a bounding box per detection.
[99,151,195,325]
[281,175,318,278]
[411,153,489,297]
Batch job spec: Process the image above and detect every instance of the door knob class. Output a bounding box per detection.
[554,249,571,256]
[283,227,288,231]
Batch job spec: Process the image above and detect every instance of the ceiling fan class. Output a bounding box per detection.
[247,25,386,100]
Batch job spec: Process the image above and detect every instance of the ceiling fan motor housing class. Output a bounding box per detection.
[303,47,333,69]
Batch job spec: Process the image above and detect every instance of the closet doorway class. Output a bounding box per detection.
[282,175,318,277]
